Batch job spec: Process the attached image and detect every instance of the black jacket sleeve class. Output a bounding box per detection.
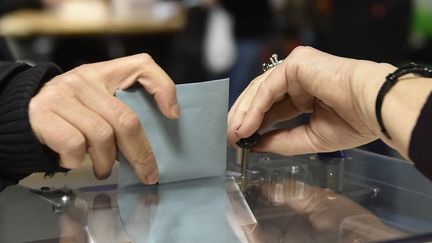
[0,61,67,192]
[409,92,432,180]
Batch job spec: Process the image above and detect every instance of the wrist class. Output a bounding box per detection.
[350,61,397,139]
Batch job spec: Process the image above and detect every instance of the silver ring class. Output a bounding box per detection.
[262,54,284,72]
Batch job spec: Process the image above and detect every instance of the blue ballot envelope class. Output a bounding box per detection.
[115,78,229,185]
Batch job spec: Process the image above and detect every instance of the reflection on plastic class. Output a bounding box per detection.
[118,177,248,243]
[250,158,310,206]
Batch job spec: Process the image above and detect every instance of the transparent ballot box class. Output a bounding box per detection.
[2,148,432,242]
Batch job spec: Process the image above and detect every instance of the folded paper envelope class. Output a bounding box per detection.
[115,78,229,186]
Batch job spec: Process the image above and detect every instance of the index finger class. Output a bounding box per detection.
[227,70,274,145]
[235,61,291,139]
[76,54,179,120]
[113,101,159,184]
[70,85,159,184]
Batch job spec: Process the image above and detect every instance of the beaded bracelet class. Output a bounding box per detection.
[376,63,432,139]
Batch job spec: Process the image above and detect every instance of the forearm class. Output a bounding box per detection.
[351,61,432,158]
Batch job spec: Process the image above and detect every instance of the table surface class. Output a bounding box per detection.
[0,9,186,37]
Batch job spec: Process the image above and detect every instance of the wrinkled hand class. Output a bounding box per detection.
[29,54,179,184]
[227,46,396,155]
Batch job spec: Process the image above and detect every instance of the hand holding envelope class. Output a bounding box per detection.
[30,54,179,184]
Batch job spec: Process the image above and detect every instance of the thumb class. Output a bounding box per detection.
[253,126,325,156]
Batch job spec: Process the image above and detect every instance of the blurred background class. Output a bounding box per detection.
[0,0,431,158]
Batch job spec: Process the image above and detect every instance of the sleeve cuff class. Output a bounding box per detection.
[409,92,432,180]
[0,62,68,175]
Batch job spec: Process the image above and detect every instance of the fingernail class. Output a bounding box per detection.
[146,168,159,184]
[171,104,180,118]
[98,171,111,180]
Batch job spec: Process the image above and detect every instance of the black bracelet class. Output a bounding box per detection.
[376,63,432,139]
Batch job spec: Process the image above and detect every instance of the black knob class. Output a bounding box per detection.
[236,132,260,149]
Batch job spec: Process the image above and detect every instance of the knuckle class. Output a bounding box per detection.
[236,107,248,118]
[74,63,92,73]
[40,85,63,101]
[33,86,66,109]
[29,96,46,115]
[58,72,84,91]
[117,111,141,134]
[92,123,114,144]
[131,146,154,168]
[160,80,174,90]
[252,104,266,116]
[257,82,274,104]
[138,53,154,66]
[286,48,309,81]
[155,81,175,96]
[63,71,80,83]
[249,76,260,86]
[290,46,310,56]
[61,136,86,157]
[258,81,269,93]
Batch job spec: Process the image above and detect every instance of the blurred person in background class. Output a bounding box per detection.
[308,0,412,64]
[167,0,272,104]
[166,0,211,85]
[220,0,272,108]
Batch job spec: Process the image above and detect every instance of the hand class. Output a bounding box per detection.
[29,54,179,184]
[227,46,396,155]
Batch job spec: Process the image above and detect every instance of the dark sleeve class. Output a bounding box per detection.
[409,92,432,180]
[0,61,68,192]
